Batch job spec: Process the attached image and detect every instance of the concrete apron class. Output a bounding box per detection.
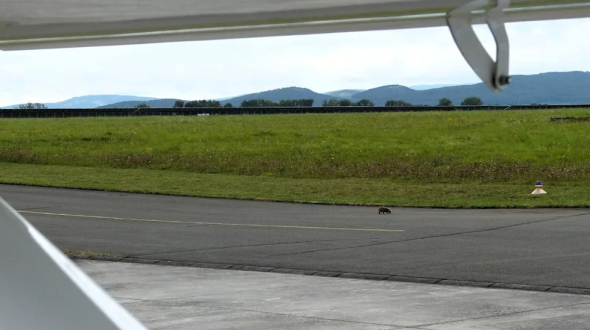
[78,260,590,330]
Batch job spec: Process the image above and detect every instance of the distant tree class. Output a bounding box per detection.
[135,103,150,108]
[301,99,314,107]
[279,100,296,107]
[322,99,341,107]
[241,99,277,107]
[15,102,47,109]
[278,99,314,107]
[209,100,222,107]
[322,99,356,106]
[173,100,185,108]
[224,103,233,108]
[185,100,222,108]
[262,100,276,107]
[461,97,483,106]
[355,99,375,107]
[241,100,255,107]
[438,98,453,106]
[385,100,412,107]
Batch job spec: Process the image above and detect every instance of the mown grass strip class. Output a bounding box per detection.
[1,162,587,208]
[1,110,590,181]
[2,110,590,208]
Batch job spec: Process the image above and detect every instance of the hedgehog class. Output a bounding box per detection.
[378,207,391,215]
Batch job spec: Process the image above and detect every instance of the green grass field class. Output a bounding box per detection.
[1,109,589,207]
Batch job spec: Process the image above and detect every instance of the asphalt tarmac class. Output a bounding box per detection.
[81,260,590,330]
[2,184,590,291]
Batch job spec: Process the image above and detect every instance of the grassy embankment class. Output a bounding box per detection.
[1,109,589,207]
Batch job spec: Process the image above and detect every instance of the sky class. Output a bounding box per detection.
[1,18,590,107]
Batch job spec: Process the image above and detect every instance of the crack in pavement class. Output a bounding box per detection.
[131,237,380,258]
[86,260,590,329]
[79,256,590,295]
[156,301,419,329]
[141,298,590,329]
[113,295,415,328]
[274,211,590,256]
[410,301,590,328]
[110,282,314,303]
[142,297,590,329]
[18,206,61,211]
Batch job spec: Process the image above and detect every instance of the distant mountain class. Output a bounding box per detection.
[353,72,590,105]
[410,84,457,90]
[6,71,588,110]
[2,95,154,109]
[216,94,245,101]
[324,89,366,99]
[352,85,419,105]
[97,98,182,108]
[223,87,343,107]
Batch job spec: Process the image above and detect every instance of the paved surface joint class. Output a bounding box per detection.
[69,255,590,296]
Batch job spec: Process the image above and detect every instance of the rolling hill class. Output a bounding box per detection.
[3,95,154,109]
[223,87,343,107]
[7,71,588,110]
[410,84,456,90]
[352,72,590,106]
[97,98,182,109]
[324,89,366,99]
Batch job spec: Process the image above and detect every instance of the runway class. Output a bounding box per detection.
[2,184,590,291]
[80,260,590,330]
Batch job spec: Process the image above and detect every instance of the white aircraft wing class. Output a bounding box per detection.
[0,198,148,330]
[1,0,590,51]
[3,0,590,91]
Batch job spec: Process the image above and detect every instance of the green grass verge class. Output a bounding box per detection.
[63,249,124,258]
[1,110,590,181]
[0,162,586,208]
[1,110,590,208]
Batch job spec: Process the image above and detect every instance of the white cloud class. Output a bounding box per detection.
[1,18,589,106]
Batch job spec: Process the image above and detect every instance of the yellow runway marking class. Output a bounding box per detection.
[18,210,404,233]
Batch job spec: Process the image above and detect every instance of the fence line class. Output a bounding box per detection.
[1,104,589,118]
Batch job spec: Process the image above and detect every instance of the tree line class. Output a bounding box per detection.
[240,99,314,107]
[321,96,482,107]
[160,97,482,108]
[11,96,483,110]
[13,102,48,109]
[170,99,315,108]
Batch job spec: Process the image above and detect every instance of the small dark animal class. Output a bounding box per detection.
[378,207,391,215]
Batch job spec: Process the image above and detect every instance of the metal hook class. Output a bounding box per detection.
[447,0,511,92]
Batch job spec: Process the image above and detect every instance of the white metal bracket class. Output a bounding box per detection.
[447,0,511,92]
